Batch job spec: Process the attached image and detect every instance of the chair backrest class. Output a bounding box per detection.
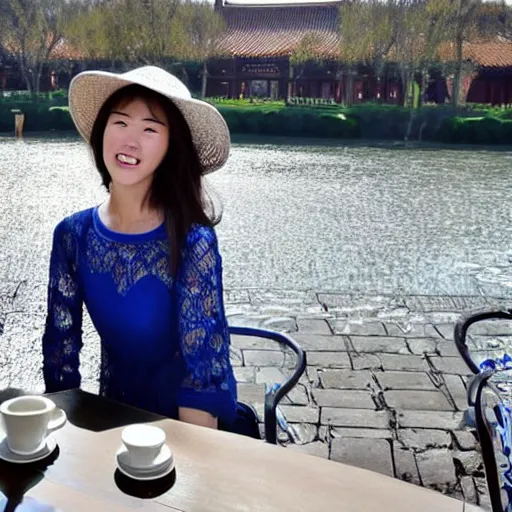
[228,326,307,445]
[470,370,512,512]
[454,310,512,374]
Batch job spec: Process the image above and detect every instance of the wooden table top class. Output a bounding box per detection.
[0,389,479,512]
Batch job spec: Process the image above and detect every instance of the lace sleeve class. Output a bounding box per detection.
[175,226,237,424]
[42,219,84,393]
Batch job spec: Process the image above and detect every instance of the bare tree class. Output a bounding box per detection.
[62,0,111,61]
[444,0,483,106]
[337,0,507,108]
[436,0,509,106]
[145,0,183,66]
[338,0,396,105]
[289,32,324,102]
[0,0,75,93]
[177,0,225,98]
[435,0,504,106]
[64,0,183,67]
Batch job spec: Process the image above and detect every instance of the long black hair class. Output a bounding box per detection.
[89,84,221,275]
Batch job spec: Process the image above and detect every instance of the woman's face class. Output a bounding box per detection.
[102,97,169,190]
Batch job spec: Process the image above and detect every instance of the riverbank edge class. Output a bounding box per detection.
[4,130,512,153]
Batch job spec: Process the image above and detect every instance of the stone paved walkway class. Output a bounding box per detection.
[225,290,512,511]
[1,284,511,510]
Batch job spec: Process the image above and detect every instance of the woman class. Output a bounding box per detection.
[41,66,257,437]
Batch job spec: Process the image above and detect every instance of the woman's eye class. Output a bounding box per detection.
[113,120,126,126]
[145,127,157,133]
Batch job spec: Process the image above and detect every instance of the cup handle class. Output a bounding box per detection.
[47,408,67,435]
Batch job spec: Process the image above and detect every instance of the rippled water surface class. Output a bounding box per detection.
[1,134,511,297]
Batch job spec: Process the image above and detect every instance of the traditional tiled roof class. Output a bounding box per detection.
[464,40,512,68]
[218,1,512,68]
[49,39,85,60]
[224,0,340,5]
[437,37,512,68]
[3,37,84,61]
[217,3,341,57]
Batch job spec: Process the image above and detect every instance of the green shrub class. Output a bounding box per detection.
[438,116,512,144]
[207,97,285,109]
[48,106,75,130]
[216,106,359,138]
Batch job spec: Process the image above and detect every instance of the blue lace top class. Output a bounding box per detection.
[41,207,238,426]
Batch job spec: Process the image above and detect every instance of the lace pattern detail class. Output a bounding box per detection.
[177,226,233,394]
[42,214,84,392]
[86,229,173,295]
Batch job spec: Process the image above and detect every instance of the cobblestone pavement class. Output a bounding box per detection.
[2,283,511,509]
[225,290,512,511]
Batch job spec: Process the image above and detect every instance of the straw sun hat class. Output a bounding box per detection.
[68,65,230,174]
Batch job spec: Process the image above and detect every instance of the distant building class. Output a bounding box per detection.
[1,0,511,104]
[207,0,512,105]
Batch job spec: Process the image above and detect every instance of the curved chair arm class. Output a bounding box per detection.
[228,326,307,444]
[467,370,502,408]
[454,309,512,375]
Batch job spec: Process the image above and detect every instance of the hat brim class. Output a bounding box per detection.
[68,70,230,174]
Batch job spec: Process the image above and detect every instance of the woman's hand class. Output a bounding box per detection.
[178,407,218,429]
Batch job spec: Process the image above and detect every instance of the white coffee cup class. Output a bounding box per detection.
[0,395,67,455]
[121,424,166,468]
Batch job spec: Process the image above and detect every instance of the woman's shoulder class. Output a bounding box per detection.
[53,207,95,240]
[184,223,218,250]
[181,224,222,267]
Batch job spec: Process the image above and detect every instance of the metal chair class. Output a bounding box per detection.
[454,309,512,428]
[228,325,307,445]
[468,369,512,512]
[454,309,512,375]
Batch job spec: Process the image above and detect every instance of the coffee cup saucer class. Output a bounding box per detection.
[0,435,57,464]
[115,444,174,481]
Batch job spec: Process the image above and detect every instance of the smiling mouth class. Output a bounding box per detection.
[116,153,140,165]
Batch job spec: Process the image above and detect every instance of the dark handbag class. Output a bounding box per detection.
[219,402,261,440]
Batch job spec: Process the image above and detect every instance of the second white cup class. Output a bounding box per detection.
[121,424,166,468]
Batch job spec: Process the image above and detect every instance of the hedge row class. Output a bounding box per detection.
[216,107,360,138]
[438,116,512,145]
[0,100,511,144]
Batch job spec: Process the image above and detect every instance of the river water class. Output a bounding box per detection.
[1,134,511,299]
